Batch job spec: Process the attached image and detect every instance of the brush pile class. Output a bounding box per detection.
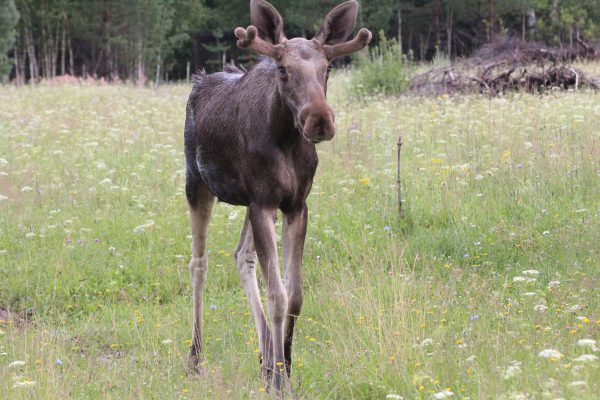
[410,38,600,96]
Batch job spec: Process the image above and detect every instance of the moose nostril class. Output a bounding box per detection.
[298,107,309,127]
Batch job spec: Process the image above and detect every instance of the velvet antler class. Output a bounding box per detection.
[235,25,283,60]
[323,28,372,60]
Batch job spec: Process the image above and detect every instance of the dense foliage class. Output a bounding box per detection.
[0,0,19,79]
[1,0,599,83]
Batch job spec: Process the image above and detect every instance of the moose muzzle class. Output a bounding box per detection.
[298,102,335,143]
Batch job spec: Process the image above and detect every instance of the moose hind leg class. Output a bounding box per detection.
[187,180,215,371]
[234,211,273,379]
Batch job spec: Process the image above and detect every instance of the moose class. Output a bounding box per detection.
[184,0,371,392]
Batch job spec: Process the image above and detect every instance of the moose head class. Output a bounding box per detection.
[234,0,372,143]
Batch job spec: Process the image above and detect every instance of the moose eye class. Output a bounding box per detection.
[278,66,287,76]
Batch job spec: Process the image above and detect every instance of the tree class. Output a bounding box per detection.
[3,0,600,82]
[0,0,19,80]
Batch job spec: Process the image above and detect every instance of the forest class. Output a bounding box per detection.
[1,0,599,84]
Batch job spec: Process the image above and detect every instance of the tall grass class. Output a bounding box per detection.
[0,80,599,399]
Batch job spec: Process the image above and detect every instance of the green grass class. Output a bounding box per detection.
[0,78,599,399]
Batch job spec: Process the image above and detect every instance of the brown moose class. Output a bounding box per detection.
[184,0,371,392]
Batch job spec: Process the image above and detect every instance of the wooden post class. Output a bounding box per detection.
[397,135,404,218]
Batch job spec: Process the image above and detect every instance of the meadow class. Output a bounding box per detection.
[0,75,599,399]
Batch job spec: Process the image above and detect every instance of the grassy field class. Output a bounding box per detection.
[0,76,599,399]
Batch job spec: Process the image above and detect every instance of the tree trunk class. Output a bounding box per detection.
[397,7,402,55]
[521,2,526,41]
[66,19,74,76]
[14,39,24,86]
[155,47,161,86]
[24,18,38,82]
[433,0,441,51]
[136,37,146,87]
[41,24,51,79]
[61,14,66,75]
[488,0,495,42]
[52,19,60,78]
[101,0,111,79]
[446,1,453,58]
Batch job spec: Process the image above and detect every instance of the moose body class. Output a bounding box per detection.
[186,60,318,211]
[184,0,371,392]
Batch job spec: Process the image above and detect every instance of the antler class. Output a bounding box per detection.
[234,25,283,60]
[323,28,372,60]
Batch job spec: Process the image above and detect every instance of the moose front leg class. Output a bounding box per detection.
[234,211,273,376]
[282,204,307,378]
[249,204,289,392]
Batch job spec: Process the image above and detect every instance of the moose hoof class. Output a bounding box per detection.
[188,349,208,377]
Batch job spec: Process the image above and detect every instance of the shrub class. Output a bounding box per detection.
[350,30,411,97]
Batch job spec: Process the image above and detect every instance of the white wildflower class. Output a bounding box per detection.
[433,390,454,399]
[0,194,8,201]
[99,178,112,185]
[522,270,540,276]
[513,276,536,283]
[503,363,522,380]
[13,380,36,388]
[509,393,528,400]
[228,210,239,221]
[533,304,548,312]
[538,349,563,359]
[568,304,584,312]
[133,220,155,233]
[8,360,26,368]
[420,338,434,347]
[568,381,586,387]
[161,339,173,345]
[385,395,404,400]
[577,339,598,352]
[21,186,33,192]
[573,354,598,363]
[547,281,560,289]
[523,292,537,297]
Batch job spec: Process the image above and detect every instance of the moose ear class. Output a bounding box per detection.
[314,0,359,45]
[250,0,286,45]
